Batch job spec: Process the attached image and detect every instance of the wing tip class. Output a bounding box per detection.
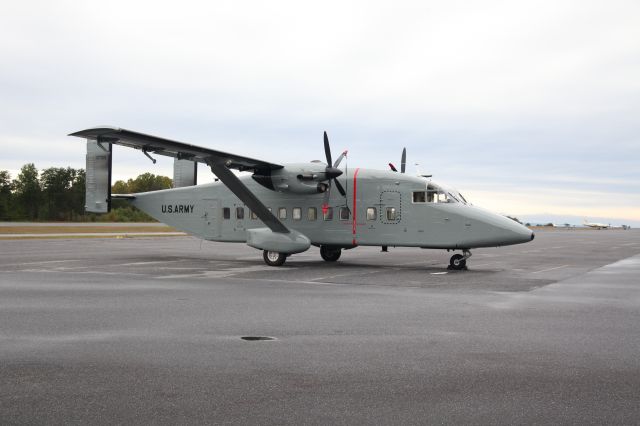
[68,126,122,138]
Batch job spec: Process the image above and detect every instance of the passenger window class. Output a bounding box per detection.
[323,207,333,221]
[278,208,287,220]
[292,207,302,220]
[236,207,244,219]
[307,207,317,221]
[251,210,258,220]
[339,207,350,220]
[386,207,396,221]
[366,207,377,220]
[223,207,230,220]
[413,191,426,203]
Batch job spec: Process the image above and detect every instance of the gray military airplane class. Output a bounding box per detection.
[70,127,534,269]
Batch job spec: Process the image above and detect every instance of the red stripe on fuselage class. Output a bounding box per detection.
[352,168,360,245]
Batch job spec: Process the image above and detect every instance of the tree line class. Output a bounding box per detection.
[0,164,172,222]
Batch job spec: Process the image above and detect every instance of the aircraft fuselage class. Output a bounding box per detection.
[128,167,534,250]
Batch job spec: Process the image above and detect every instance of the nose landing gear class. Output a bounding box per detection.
[448,249,471,270]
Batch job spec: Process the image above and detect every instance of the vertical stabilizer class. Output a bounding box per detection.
[85,140,112,213]
[173,158,197,188]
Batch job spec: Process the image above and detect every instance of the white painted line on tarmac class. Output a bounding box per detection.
[531,265,569,274]
[8,260,78,266]
[117,260,187,266]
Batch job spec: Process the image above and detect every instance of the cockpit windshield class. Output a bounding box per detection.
[424,182,469,204]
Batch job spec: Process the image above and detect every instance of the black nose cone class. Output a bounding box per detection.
[531,232,535,241]
[325,167,343,179]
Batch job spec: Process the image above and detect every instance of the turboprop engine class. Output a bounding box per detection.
[252,162,342,194]
[252,131,348,197]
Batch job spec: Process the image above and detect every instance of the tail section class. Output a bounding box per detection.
[82,139,197,213]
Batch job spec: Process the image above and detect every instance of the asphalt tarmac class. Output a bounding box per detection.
[1,229,639,425]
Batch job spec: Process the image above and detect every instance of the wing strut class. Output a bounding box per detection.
[207,159,289,234]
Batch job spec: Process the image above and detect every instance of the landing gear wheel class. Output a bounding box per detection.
[263,250,286,266]
[320,246,342,262]
[448,254,466,270]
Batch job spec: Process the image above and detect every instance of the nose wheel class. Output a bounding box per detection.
[448,249,471,270]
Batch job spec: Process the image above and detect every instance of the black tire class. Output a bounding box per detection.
[449,254,466,270]
[320,246,342,262]
[263,250,287,266]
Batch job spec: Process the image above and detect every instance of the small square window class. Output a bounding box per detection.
[307,207,317,221]
[278,207,287,220]
[386,207,396,221]
[223,207,230,220]
[236,207,245,219]
[366,207,377,221]
[413,191,426,203]
[339,207,350,220]
[251,210,258,220]
[323,207,333,221]
[292,207,301,220]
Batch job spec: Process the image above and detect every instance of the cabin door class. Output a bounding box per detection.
[379,190,402,224]
[203,198,222,239]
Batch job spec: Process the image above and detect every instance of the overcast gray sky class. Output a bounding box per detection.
[1,0,639,224]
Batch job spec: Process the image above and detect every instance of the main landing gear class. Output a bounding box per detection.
[448,249,472,270]
[263,250,287,266]
[320,245,342,262]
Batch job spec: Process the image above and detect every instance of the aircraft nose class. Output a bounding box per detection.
[460,206,536,248]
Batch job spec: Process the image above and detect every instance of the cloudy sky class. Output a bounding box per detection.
[1,0,639,224]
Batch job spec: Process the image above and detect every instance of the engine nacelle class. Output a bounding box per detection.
[252,163,331,194]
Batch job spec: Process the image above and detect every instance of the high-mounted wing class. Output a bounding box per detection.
[70,126,289,234]
[69,127,283,173]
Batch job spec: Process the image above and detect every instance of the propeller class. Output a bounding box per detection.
[323,131,346,196]
[322,131,348,212]
[389,147,407,173]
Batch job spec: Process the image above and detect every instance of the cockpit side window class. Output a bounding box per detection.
[413,191,426,203]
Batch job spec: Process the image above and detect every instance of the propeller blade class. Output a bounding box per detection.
[333,150,348,168]
[324,131,332,166]
[401,147,406,174]
[389,163,397,172]
[333,178,346,196]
